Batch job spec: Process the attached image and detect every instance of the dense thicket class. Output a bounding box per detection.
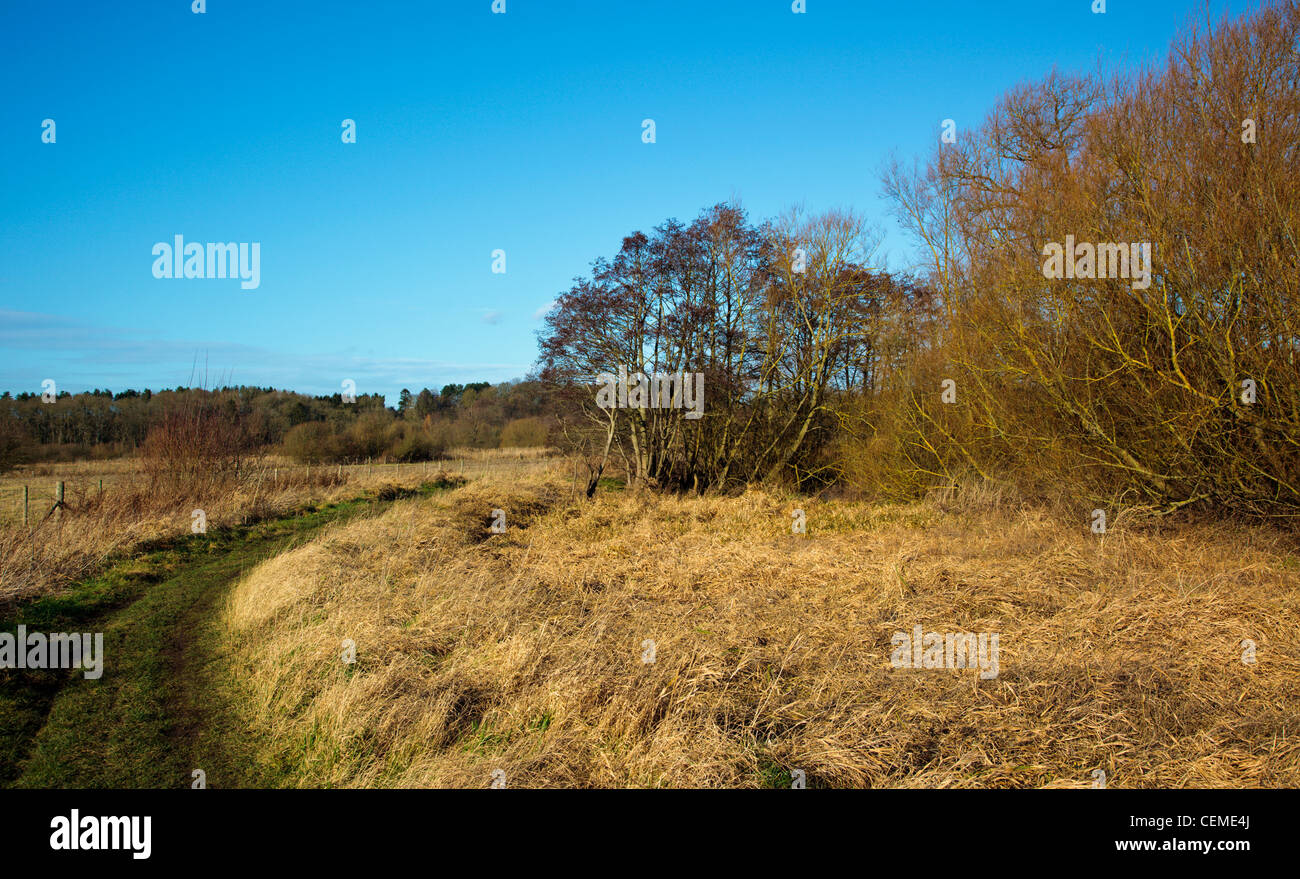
[872,2,1300,517]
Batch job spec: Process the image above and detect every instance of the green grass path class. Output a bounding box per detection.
[0,482,454,788]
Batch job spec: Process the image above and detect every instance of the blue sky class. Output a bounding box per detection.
[0,0,1239,403]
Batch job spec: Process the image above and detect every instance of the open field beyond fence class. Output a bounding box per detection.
[0,448,558,606]
[0,448,555,527]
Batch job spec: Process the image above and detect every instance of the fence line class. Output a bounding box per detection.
[1,454,549,526]
[0,478,108,526]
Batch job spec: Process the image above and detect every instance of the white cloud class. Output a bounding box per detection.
[0,310,528,399]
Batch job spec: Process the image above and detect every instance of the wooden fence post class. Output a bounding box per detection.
[23,485,28,527]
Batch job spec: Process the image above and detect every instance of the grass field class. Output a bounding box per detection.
[220,463,1300,788]
[2,450,1297,788]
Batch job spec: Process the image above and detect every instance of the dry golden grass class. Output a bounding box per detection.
[0,450,554,606]
[223,468,1300,788]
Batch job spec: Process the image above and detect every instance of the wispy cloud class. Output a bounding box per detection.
[0,310,528,398]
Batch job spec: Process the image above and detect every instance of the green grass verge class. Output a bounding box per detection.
[0,478,460,788]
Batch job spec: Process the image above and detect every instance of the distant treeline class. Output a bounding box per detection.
[0,381,554,470]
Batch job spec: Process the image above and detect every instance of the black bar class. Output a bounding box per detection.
[0,789,1282,866]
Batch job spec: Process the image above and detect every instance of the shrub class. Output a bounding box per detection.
[499,417,550,448]
[344,413,391,461]
[283,421,339,464]
[874,5,1300,517]
[141,398,250,477]
[388,424,446,462]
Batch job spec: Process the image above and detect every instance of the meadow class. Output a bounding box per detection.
[4,448,1294,788]
[218,457,1299,788]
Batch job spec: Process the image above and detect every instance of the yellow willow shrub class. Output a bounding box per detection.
[880,4,1300,518]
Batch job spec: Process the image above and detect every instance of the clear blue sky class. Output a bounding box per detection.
[0,0,1240,403]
